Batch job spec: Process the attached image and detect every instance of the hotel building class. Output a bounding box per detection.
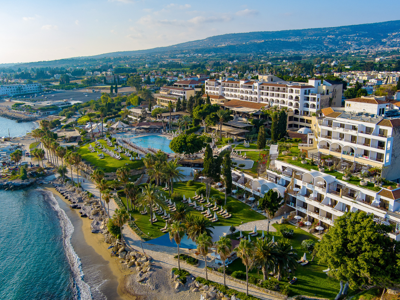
[0,84,42,97]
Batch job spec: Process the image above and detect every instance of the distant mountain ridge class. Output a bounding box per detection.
[91,20,400,58]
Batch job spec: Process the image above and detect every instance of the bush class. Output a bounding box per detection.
[186,180,194,187]
[107,219,121,239]
[171,192,182,202]
[196,186,206,196]
[301,239,315,253]
[185,125,200,134]
[172,268,190,284]
[280,228,294,238]
[196,277,259,300]
[174,254,199,266]
[232,162,237,166]
[231,270,246,280]
[222,137,233,144]
[238,164,245,168]
[204,136,212,143]
[212,195,224,205]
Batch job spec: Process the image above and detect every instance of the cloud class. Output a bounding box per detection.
[236,9,259,17]
[41,24,58,30]
[166,3,191,9]
[188,15,232,25]
[75,20,79,25]
[23,16,36,22]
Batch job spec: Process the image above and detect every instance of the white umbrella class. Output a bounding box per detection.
[153,213,156,219]
[253,225,257,233]
[188,198,192,204]
[316,226,324,231]
[248,235,251,241]
[220,206,223,211]
[183,195,186,201]
[248,196,255,201]
[302,253,307,261]
[194,201,197,208]
[232,190,238,194]
[164,211,167,216]
[207,208,211,215]
[261,231,265,238]
[201,206,204,211]
[294,215,302,220]
[174,202,176,208]
[304,221,312,226]
[272,236,275,243]
[214,212,218,220]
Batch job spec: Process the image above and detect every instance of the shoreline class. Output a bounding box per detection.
[43,184,138,300]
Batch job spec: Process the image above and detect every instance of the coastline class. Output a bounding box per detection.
[43,185,138,300]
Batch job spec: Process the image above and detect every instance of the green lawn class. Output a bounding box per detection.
[226,224,341,299]
[29,141,40,150]
[238,151,269,177]
[118,181,266,240]
[77,140,144,173]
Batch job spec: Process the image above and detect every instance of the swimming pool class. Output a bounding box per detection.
[131,135,173,153]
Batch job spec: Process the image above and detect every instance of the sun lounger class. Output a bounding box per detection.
[211,218,218,223]
[223,214,232,219]
[201,210,208,215]
[249,232,258,237]
[193,195,201,200]
[149,218,158,223]
[300,260,309,266]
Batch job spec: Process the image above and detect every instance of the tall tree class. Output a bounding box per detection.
[110,85,113,94]
[168,221,186,270]
[257,125,266,153]
[56,146,67,181]
[185,214,214,242]
[275,239,297,281]
[113,209,129,243]
[102,189,112,217]
[203,144,213,178]
[168,101,174,130]
[140,183,161,225]
[176,98,181,111]
[270,111,279,142]
[206,94,211,105]
[277,110,287,140]
[258,189,283,232]
[187,95,194,115]
[215,236,232,287]
[216,109,231,139]
[236,239,255,295]
[124,183,138,212]
[221,152,232,206]
[196,232,213,280]
[114,84,118,94]
[254,237,277,280]
[182,96,187,111]
[163,159,185,194]
[317,211,400,289]
[116,166,129,188]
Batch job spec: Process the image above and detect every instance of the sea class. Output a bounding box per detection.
[0,117,38,138]
[0,118,119,300]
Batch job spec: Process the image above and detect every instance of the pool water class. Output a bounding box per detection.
[131,135,173,153]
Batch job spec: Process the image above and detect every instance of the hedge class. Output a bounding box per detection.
[196,277,260,300]
[174,254,199,266]
[186,126,200,134]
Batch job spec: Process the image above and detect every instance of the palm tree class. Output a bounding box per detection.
[168,101,174,130]
[181,115,192,131]
[56,146,67,181]
[254,237,277,281]
[185,214,214,242]
[147,161,164,186]
[102,189,112,217]
[113,208,129,243]
[50,141,59,165]
[10,150,22,166]
[168,221,186,270]
[87,112,96,140]
[216,109,230,139]
[196,232,213,280]
[142,153,156,169]
[34,148,45,168]
[96,179,108,209]
[65,151,74,182]
[99,107,107,137]
[116,166,129,188]
[172,203,187,222]
[163,159,185,194]
[31,128,44,143]
[72,153,82,184]
[215,236,232,287]
[92,169,105,206]
[57,166,68,180]
[125,183,138,212]
[236,239,255,295]
[140,183,162,225]
[275,239,297,281]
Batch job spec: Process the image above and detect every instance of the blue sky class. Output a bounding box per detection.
[1,0,400,64]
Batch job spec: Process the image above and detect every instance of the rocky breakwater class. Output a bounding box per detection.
[0,178,37,190]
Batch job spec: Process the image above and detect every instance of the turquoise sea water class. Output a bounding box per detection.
[0,117,38,137]
[0,189,91,300]
[131,135,173,153]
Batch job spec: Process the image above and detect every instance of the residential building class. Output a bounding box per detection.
[317,106,400,181]
[0,83,42,97]
[155,86,195,107]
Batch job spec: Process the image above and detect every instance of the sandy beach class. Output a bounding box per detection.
[44,185,138,300]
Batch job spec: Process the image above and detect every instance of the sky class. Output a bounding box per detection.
[1,0,400,64]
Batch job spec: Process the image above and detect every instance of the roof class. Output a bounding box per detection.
[202,94,225,100]
[392,102,400,107]
[210,125,249,135]
[161,86,194,91]
[223,100,268,110]
[345,98,389,104]
[174,80,201,85]
[287,131,307,143]
[260,83,288,88]
[222,80,240,84]
[378,188,400,200]
[377,119,400,128]
[321,107,335,116]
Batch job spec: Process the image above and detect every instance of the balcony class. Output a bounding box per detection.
[321,135,332,139]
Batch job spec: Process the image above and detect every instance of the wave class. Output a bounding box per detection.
[43,190,93,300]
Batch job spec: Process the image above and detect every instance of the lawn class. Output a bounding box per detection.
[117,181,266,240]
[239,150,269,177]
[226,224,341,299]
[77,140,144,173]
[29,141,40,150]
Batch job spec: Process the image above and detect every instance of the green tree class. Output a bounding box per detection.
[275,239,297,281]
[206,94,211,105]
[221,152,232,206]
[270,111,279,142]
[397,80,400,91]
[187,96,194,114]
[255,237,277,280]
[110,85,113,94]
[216,109,231,139]
[116,166,129,188]
[57,166,67,182]
[115,84,118,94]
[127,75,142,91]
[163,159,185,194]
[317,211,400,289]
[203,144,213,178]
[257,125,266,151]
[10,149,22,165]
[168,101,174,130]
[215,236,232,286]
[113,209,129,243]
[196,232,213,280]
[277,110,287,140]
[258,189,283,232]
[170,133,204,154]
[176,98,182,111]
[140,183,162,225]
[182,96,187,111]
[185,214,214,242]
[107,219,121,238]
[236,239,255,295]
[103,189,112,217]
[168,221,186,270]
[20,165,28,180]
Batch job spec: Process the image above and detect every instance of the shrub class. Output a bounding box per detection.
[204,136,212,143]
[174,254,199,266]
[212,195,223,205]
[171,192,182,202]
[238,164,245,168]
[196,186,206,196]
[280,228,294,238]
[232,162,237,166]
[186,125,200,134]
[301,239,315,253]
[222,137,233,144]
[172,268,190,284]
[186,180,194,187]
[107,219,121,239]
[231,270,246,280]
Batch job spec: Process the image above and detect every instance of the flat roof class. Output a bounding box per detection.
[210,125,249,135]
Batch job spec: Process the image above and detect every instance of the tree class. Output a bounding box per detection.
[168,101,174,130]
[170,133,204,154]
[172,203,187,222]
[317,211,400,289]
[113,209,129,243]
[102,189,112,217]
[65,151,74,182]
[115,84,118,94]
[116,166,129,188]
[215,236,232,286]
[206,94,211,105]
[176,98,182,111]
[91,169,105,203]
[277,110,287,140]
[216,109,231,139]
[221,153,232,206]
[10,150,22,165]
[257,125,266,152]
[275,239,297,281]
[236,239,255,295]
[87,113,96,140]
[203,144,213,178]
[110,85,113,94]
[254,237,277,280]
[270,111,279,142]
[56,146,67,181]
[125,183,138,212]
[163,159,185,194]
[140,183,162,225]
[168,221,186,270]
[185,214,214,242]
[196,232,213,280]
[57,166,68,182]
[127,75,142,91]
[99,107,107,137]
[20,166,28,180]
[258,190,283,232]
[187,96,194,114]
[397,79,400,91]
[72,153,82,184]
[182,96,187,111]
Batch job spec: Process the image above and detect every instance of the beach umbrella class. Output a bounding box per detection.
[165,182,168,188]
[261,231,265,238]
[272,236,275,243]
[221,205,223,211]
[207,208,211,215]
[188,198,192,204]
[302,253,307,261]
[194,201,197,208]
[201,206,204,211]
[214,212,218,220]
[207,198,210,204]
[153,213,156,219]
[254,225,257,233]
[201,194,203,199]
[345,207,348,212]
[291,246,293,250]
[164,211,167,216]
[304,221,312,226]
[168,213,170,218]
[183,195,186,201]
[174,202,176,208]
[239,231,243,238]
[248,235,251,242]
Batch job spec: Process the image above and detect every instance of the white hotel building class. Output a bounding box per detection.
[231,160,400,241]
[0,83,42,97]
[205,76,342,129]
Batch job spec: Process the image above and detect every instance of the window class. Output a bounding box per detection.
[386,154,390,163]
[387,141,391,150]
